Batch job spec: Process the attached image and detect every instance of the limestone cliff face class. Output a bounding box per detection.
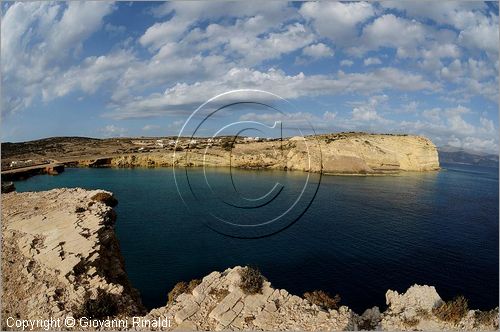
[1,189,145,329]
[79,133,440,175]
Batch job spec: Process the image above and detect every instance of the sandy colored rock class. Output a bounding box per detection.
[2,188,145,330]
[73,133,440,175]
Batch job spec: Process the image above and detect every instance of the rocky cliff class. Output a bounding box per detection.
[80,133,440,175]
[3,189,496,331]
[1,189,145,330]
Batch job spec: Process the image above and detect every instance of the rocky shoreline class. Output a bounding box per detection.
[2,189,497,331]
[3,134,440,181]
[77,134,440,175]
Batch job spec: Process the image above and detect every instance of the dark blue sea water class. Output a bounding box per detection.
[13,163,499,312]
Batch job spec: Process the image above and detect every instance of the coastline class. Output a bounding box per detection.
[2,188,497,331]
[2,133,441,182]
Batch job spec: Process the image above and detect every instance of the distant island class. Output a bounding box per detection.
[2,132,440,181]
[438,146,499,168]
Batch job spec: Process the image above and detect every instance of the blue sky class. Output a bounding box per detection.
[1,1,498,153]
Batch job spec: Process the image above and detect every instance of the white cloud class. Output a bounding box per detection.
[422,108,441,122]
[105,67,439,119]
[349,95,390,123]
[458,15,499,56]
[1,2,114,117]
[100,125,127,137]
[355,14,427,57]
[381,1,487,30]
[302,43,334,59]
[142,124,161,131]
[364,57,382,66]
[340,60,354,67]
[300,2,374,45]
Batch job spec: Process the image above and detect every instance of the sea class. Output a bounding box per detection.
[13,163,499,313]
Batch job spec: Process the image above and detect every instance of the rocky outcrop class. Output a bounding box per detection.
[3,189,496,331]
[1,189,145,330]
[79,133,440,175]
[149,267,497,331]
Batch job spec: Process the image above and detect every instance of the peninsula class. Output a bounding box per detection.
[2,133,439,181]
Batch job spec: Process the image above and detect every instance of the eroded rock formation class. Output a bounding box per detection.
[1,189,145,331]
[79,133,440,175]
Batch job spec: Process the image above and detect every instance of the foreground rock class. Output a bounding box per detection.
[2,189,496,331]
[1,189,145,330]
[149,267,497,331]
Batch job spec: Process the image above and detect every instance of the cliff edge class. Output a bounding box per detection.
[85,133,440,174]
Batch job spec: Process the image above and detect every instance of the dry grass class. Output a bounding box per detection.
[402,316,419,327]
[303,290,341,311]
[416,307,431,319]
[209,287,230,301]
[91,192,118,207]
[432,296,468,323]
[239,266,264,295]
[76,289,118,319]
[75,206,86,213]
[474,309,499,328]
[167,279,201,304]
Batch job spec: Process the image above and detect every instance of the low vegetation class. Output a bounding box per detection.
[91,192,118,207]
[76,289,118,319]
[432,295,468,323]
[303,290,341,311]
[209,287,230,301]
[402,316,419,327]
[474,309,499,328]
[239,266,264,295]
[167,279,202,304]
[221,139,235,151]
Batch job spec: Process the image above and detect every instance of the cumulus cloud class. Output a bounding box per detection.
[302,43,334,59]
[105,67,439,119]
[1,1,114,117]
[354,14,427,57]
[340,60,354,67]
[300,2,375,45]
[364,57,382,66]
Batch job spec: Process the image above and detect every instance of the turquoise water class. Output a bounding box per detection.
[14,164,499,312]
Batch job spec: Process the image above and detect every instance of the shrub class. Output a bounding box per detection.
[474,309,499,328]
[75,206,86,213]
[432,296,468,323]
[303,290,341,311]
[239,266,264,295]
[76,289,118,319]
[209,287,230,301]
[167,279,201,304]
[416,308,431,319]
[221,139,234,151]
[402,316,419,327]
[91,192,118,207]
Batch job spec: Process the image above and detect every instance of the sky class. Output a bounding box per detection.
[1,1,499,153]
